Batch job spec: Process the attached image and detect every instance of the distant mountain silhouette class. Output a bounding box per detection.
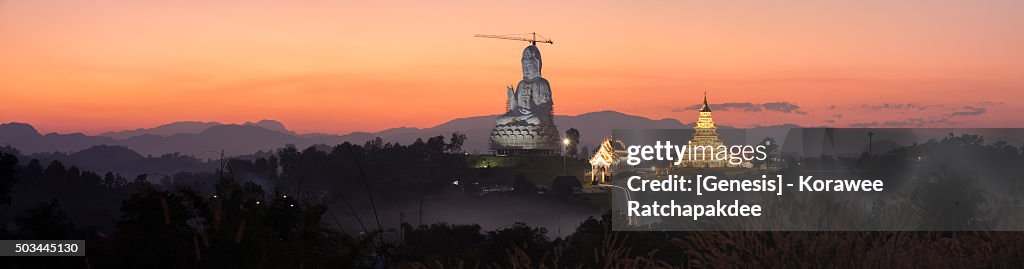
[556,110,696,148]
[243,120,296,135]
[14,144,218,179]
[115,124,304,157]
[99,119,296,139]
[0,111,790,157]
[0,123,40,143]
[302,111,698,153]
[100,121,223,139]
[0,122,115,154]
[67,145,146,171]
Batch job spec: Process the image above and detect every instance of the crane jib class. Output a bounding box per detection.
[474,33,554,45]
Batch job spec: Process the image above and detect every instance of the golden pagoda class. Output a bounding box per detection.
[678,92,728,168]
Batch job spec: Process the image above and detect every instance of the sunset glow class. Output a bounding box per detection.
[1,0,1022,134]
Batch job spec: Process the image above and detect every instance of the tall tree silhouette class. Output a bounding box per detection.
[0,153,17,205]
[564,128,580,158]
[448,132,467,153]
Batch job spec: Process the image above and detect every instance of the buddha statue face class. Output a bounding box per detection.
[521,45,542,80]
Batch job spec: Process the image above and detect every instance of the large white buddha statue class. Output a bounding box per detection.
[497,45,553,126]
[490,45,560,155]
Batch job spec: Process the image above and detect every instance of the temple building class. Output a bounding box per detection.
[678,93,730,168]
[588,138,626,184]
[489,45,561,155]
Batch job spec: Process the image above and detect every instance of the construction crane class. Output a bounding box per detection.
[474,32,553,46]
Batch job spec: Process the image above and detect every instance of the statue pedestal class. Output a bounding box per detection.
[489,124,561,156]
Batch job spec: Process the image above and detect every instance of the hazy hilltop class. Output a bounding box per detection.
[0,110,817,180]
[100,121,224,139]
[0,111,780,157]
[0,122,116,154]
[303,110,697,154]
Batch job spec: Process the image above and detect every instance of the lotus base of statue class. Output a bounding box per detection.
[490,123,561,156]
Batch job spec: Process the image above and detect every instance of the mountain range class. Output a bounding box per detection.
[1,111,717,157]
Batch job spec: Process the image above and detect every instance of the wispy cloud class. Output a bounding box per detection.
[674,101,806,114]
[949,106,987,117]
[850,118,950,128]
[861,103,943,111]
[763,102,805,114]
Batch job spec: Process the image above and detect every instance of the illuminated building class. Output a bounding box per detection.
[678,92,729,168]
[589,137,625,184]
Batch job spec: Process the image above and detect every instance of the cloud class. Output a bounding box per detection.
[861,103,942,111]
[674,102,760,112]
[712,102,763,112]
[850,118,950,128]
[832,113,843,118]
[674,101,805,114]
[849,122,878,128]
[949,106,987,117]
[762,102,806,114]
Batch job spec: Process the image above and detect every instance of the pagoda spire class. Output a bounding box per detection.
[700,90,712,112]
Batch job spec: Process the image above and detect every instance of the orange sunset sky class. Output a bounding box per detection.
[1,0,1022,135]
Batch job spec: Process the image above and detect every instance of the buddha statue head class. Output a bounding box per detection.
[521,45,542,80]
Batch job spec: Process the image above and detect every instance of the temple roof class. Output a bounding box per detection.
[700,92,712,112]
[589,138,624,166]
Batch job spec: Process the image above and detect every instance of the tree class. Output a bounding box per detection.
[66,166,81,189]
[478,222,550,265]
[565,128,580,158]
[17,199,76,239]
[114,175,353,268]
[364,137,384,150]
[426,135,447,153]
[0,153,17,205]
[399,223,484,264]
[9,199,82,268]
[43,160,66,187]
[448,132,467,153]
[755,137,779,168]
[911,166,986,230]
[103,172,117,188]
[80,171,102,188]
[22,159,43,187]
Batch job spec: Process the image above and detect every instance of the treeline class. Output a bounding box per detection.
[3,133,1024,267]
[0,132,672,268]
